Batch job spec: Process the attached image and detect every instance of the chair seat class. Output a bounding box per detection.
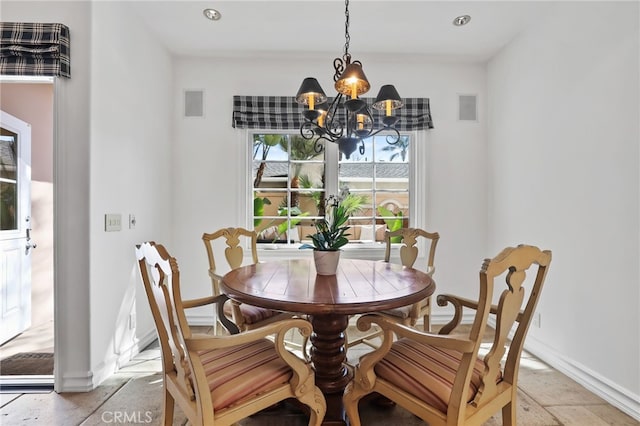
[374,338,502,414]
[196,338,293,411]
[224,302,283,325]
[379,305,411,319]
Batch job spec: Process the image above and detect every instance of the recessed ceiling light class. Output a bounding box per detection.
[453,15,471,26]
[203,8,221,21]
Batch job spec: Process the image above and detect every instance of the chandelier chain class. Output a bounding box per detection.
[343,0,350,57]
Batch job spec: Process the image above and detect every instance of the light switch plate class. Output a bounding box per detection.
[105,213,122,232]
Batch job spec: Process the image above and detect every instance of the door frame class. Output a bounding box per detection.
[0,75,56,392]
[0,75,57,388]
[52,76,63,391]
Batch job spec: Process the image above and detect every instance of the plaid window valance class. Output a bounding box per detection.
[0,22,70,78]
[232,95,434,131]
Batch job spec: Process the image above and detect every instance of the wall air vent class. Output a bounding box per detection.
[184,90,204,118]
[458,94,477,121]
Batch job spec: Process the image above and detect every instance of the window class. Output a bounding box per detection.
[0,130,18,231]
[251,132,412,247]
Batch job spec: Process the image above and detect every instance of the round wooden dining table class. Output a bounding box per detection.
[221,257,435,426]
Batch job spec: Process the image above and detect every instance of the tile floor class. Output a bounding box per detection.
[0,325,637,426]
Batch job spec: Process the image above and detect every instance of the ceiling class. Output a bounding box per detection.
[128,1,552,62]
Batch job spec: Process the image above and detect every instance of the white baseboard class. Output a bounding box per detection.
[58,370,94,392]
[115,328,158,368]
[87,328,159,391]
[186,314,216,327]
[137,328,159,351]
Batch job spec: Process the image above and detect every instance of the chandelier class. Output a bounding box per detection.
[295,0,403,159]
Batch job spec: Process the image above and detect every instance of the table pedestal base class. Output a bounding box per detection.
[309,314,352,425]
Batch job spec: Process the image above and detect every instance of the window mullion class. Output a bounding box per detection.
[325,142,339,196]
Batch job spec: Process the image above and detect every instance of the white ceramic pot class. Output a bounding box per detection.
[313,250,341,275]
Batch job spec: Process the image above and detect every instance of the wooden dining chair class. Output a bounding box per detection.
[202,227,294,333]
[346,227,439,350]
[343,244,552,426]
[136,241,326,426]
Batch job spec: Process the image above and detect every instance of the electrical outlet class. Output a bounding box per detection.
[129,214,136,229]
[129,313,136,330]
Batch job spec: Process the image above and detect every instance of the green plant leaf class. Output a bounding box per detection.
[253,196,271,227]
[275,211,309,239]
[377,206,404,242]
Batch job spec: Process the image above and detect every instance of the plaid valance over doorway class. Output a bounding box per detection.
[232,96,434,130]
[0,22,71,78]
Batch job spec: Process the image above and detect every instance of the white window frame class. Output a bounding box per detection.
[238,129,428,260]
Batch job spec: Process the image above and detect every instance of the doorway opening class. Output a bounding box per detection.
[0,76,55,388]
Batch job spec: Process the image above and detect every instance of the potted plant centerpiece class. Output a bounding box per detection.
[300,194,351,275]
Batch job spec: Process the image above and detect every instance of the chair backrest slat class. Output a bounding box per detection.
[136,242,195,401]
[472,245,552,407]
[384,227,440,274]
[202,227,259,294]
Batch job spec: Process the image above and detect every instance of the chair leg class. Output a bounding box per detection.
[502,401,516,426]
[299,388,327,426]
[343,383,367,426]
[162,390,175,426]
[212,303,219,335]
[423,312,431,332]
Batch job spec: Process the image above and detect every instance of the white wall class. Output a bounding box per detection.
[487,1,639,417]
[170,54,488,320]
[89,2,173,385]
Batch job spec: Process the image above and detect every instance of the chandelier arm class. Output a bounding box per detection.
[316,134,337,148]
[298,124,328,154]
[323,125,344,142]
[300,121,318,140]
[323,95,346,141]
[313,139,325,154]
[320,123,344,142]
[333,57,345,82]
[326,94,343,118]
[367,126,402,145]
[300,115,343,144]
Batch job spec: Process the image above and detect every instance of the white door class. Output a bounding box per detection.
[0,110,34,344]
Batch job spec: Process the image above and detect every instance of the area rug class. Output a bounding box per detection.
[0,352,54,375]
